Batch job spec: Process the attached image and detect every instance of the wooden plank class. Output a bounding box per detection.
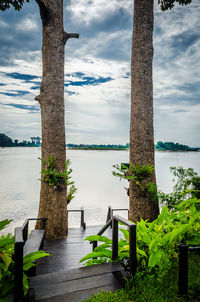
[30,262,123,287]
[23,230,44,257]
[36,226,113,275]
[37,284,120,302]
[32,271,120,300]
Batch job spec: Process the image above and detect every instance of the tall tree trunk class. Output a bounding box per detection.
[35,0,68,239]
[129,0,159,222]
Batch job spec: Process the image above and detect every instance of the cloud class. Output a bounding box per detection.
[65,0,132,26]
[65,73,113,87]
[0,0,199,145]
[0,91,30,97]
[5,72,39,82]
[5,103,39,112]
[16,17,39,31]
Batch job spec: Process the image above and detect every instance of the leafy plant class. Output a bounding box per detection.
[0,220,14,300]
[112,163,157,201]
[80,198,200,278]
[159,167,200,210]
[0,220,50,301]
[40,156,77,203]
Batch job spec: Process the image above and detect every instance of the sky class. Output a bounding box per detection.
[0,0,200,146]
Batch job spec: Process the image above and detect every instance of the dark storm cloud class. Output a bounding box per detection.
[175,82,200,95]
[86,7,131,35]
[64,5,132,61]
[170,32,199,53]
[0,1,41,65]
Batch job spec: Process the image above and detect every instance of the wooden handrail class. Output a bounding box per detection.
[93,215,137,276]
[106,206,129,224]
[179,243,200,295]
[67,208,86,229]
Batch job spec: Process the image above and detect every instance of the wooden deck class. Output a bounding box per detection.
[30,225,124,301]
[37,225,112,275]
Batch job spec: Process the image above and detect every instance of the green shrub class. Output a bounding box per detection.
[159,167,200,210]
[80,198,200,278]
[0,220,49,301]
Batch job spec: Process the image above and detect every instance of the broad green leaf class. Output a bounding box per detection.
[80,250,112,263]
[23,262,35,272]
[94,243,111,252]
[148,250,165,268]
[23,250,50,264]
[119,245,129,252]
[23,272,29,295]
[0,237,14,249]
[0,220,12,232]
[1,253,12,267]
[137,247,147,258]
[119,228,129,240]
[141,232,151,245]
[85,235,112,244]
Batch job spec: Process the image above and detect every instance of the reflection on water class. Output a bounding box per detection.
[0,147,200,234]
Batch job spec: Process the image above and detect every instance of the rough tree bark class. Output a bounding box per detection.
[35,0,78,239]
[129,0,159,222]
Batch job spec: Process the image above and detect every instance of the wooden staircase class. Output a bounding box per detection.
[27,213,136,301]
[29,262,124,301]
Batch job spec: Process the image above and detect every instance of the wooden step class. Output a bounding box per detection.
[29,262,123,301]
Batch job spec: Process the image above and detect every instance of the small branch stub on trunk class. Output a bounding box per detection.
[63,32,79,45]
[35,95,41,103]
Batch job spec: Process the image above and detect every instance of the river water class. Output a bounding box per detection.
[0,147,200,234]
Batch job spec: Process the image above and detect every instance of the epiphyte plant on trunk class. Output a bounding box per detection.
[129,0,192,223]
[112,163,158,208]
[40,156,77,204]
[0,0,79,239]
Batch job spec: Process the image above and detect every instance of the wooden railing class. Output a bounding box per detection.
[14,217,47,302]
[67,207,86,229]
[179,243,200,295]
[106,205,129,224]
[92,214,137,276]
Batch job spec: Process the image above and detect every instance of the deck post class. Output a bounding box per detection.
[112,218,118,260]
[93,241,97,251]
[81,208,86,229]
[179,244,188,295]
[14,227,24,302]
[129,224,137,275]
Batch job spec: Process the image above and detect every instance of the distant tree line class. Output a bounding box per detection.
[1,135,199,151]
[0,134,41,147]
[155,141,200,151]
[67,143,130,150]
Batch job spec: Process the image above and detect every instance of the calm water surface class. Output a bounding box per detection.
[0,147,200,233]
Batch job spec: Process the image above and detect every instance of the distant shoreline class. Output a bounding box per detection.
[1,146,200,152]
[67,147,129,151]
[1,134,200,151]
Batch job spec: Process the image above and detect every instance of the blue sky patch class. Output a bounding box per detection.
[6,103,39,112]
[5,72,39,82]
[65,75,113,87]
[0,91,30,97]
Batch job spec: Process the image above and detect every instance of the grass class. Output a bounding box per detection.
[82,252,200,302]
